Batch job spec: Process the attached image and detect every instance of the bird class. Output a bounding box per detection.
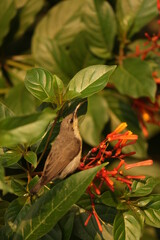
[30,104,82,194]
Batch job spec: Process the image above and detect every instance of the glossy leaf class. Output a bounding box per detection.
[83,0,117,58]
[0,0,16,46]
[0,102,13,119]
[5,83,37,115]
[25,68,64,104]
[140,195,160,227]
[66,65,116,100]
[0,151,22,167]
[116,0,158,38]
[0,108,56,147]
[40,224,62,240]
[111,58,156,102]
[13,165,104,240]
[59,211,75,240]
[113,211,143,240]
[126,177,158,198]
[80,94,109,146]
[103,90,147,158]
[24,151,37,168]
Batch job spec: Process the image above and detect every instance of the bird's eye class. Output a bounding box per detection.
[69,118,73,124]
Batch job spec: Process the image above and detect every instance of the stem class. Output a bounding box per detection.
[6,60,32,71]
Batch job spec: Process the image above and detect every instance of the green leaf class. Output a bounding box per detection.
[126,177,158,198]
[65,65,116,100]
[113,211,143,240]
[0,102,13,119]
[80,93,109,146]
[73,205,113,240]
[15,0,45,38]
[0,151,22,167]
[0,200,9,227]
[116,0,158,39]
[100,191,118,208]
[83,0,117,58]
[139,195,160,228]
[13,165,104,240]
[0,108,56,147]
[4,197,30,238]
[11,179,27,196]
[69,32,105,70]
[103,89,147,158]
[31,39,77,84]
[110,58,156,102]
[25,68,64,104]
[59,211,75,240]
[0,165,13,194]
[40,224,62,240]
[5,83,37,115]
[32,0,85,47]
[0,0,16,46]
[24,151,37,168]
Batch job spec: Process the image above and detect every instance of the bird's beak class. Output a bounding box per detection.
[73,102,84,118]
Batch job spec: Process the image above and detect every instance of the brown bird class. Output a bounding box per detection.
[30,104,82,194]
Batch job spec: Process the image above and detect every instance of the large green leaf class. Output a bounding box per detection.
[140,195,160,227]
[31,39,77,84]
[13,165,104,240]
[80,93,109,146]
[110,58,156,102]
[103,90,148,158]
[32,0,84,47]
[83,0,117,58]
[25,68,64,104]
[0,108,56,147]
[113,211,143,240]
[5,83,37,115]
[0,0,16,46]
[65,65,116,100]
[15,0,44,38]
[116,0,158,39]
[0,102,13,119]
[69,32,105,70]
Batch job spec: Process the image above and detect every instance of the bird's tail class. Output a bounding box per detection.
[30,179,42,195]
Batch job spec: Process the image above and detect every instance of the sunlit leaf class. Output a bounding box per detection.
[116,0,158,39]
[65,65,116,100]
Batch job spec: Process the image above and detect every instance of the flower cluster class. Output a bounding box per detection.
[79,123,153,231]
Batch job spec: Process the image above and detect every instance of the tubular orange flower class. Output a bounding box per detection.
[125,160,153,170]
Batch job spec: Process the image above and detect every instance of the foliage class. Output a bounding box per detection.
[0,0,160,239]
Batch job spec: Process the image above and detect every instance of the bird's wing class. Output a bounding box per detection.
[41,136,81,185]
